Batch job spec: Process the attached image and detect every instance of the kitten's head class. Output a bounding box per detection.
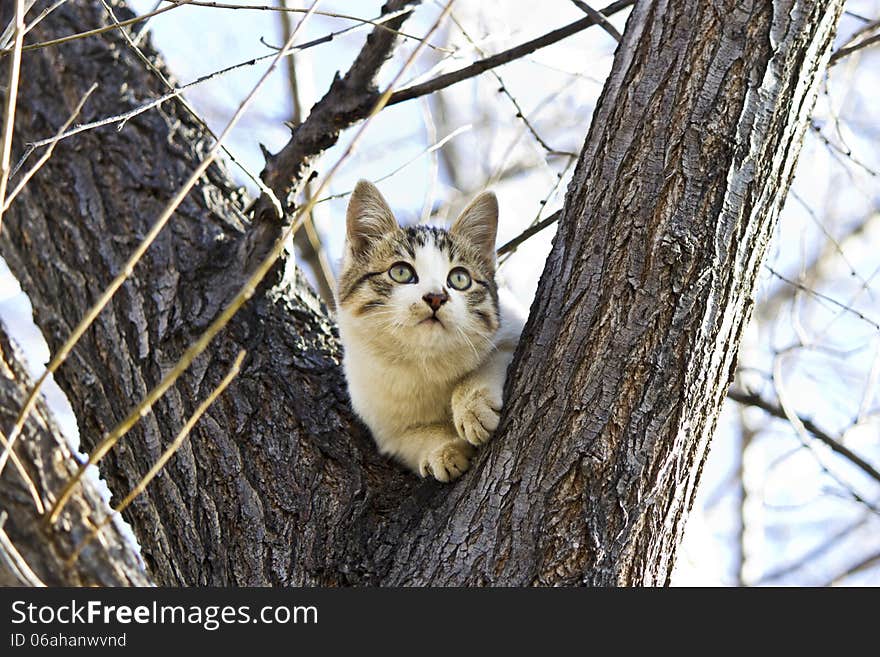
[337,180,500,365]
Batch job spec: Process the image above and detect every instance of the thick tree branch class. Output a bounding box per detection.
[256,0,420,214]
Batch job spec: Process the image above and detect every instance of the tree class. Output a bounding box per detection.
[0,0,849,586]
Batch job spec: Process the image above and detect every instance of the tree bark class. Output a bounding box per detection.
[0,0,842,586]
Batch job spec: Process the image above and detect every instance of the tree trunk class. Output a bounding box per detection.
[0,0,842,586]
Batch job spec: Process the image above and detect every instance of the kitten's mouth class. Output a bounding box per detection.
[419,315,444,327]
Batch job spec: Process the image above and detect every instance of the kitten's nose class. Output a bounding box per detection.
[422,291,448,312]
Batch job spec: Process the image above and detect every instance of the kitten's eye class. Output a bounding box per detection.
[447,267,472,291]
[388,262,417,284]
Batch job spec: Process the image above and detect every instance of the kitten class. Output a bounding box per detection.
[336,180,524,482]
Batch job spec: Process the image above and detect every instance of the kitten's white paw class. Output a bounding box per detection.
[419,441,474,482]
[452,384,502,446]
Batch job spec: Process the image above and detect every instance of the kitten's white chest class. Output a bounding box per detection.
[343,346,456,440]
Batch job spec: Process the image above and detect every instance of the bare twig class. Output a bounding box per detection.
[829,32,880,64]
[570,0,622,41]
[823,549,880,585]
[765,266,880,331]
[17,8,411,158]
[280,0,336,304]
[313,124,471,205]
[386,0,636,107]
[419,97,440,224]
[1,1,187,54]
[756,514,870,584]
[0,0,25,235]
[47,0,458,525]
[727,388,880,486]
[497,209,562,256]
[132,0,163,46]
[177,0,448,51]
[20,0,69,39]
[99,0,282,218]
[66,351,246,567]
[0,0,35,50]
[446,11,575,158]
[0,0,44,509]
[758,210,879,319]
[3,83,96,212]
[0,429,42,513]
[0,1,433,55]
[498,153,576,263]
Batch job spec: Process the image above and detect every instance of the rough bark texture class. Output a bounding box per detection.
[0,0,841,586]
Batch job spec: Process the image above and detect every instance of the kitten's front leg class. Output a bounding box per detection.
[452,348,513,446]
[420,438,475,483]
[383,424,475,482]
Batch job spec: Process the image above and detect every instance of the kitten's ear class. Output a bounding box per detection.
[450,191,498,261]
[346,180,398,255]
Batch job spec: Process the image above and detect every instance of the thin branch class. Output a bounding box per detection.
[446,11,575,157]
[1,0,326,495]
[840,18,880,47]
[66,350,246,567]
[181,0,449,52]
[386,0,636,107]
[570,0,622,41]
[829,32,880,64]
[19,0,69,40]
[498,153,576,264]
[0,1,437,55]
[3,83,96,212]
[765,265,880,331]
[823,549,880,585]
[0,429,43,513]
[313,124,472,205]
[99,0,283,218]
[497,209,562,256]
[0,1,188,54]
[17,8,411,157]
[419,97,440,224]
[47,0,457,525]
[0,6,43,522]
[756,514,870,584]
[132,0,163,47]
[727,388,880,487]
[810,121,877,177]
[0,0,25,235]
[758,210,879,319]
[790,189,865,282]
[281,0,336,304]
[0,0,35,50]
